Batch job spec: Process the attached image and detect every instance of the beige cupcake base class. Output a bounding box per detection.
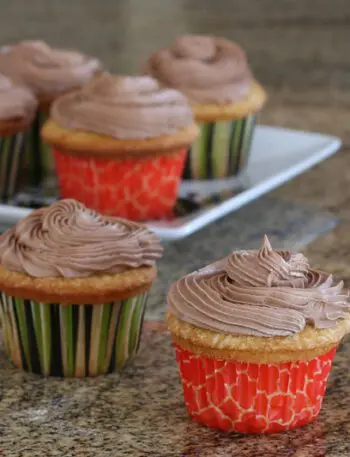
[168,313,350,363]
[0,264,156,305]
[192,80,267,122]
[41,120,199,159]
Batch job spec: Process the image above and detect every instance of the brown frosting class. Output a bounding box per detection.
[144,35,252,105]
[0,73,37,121]
[0,199,163,278]
[0,40,101,96]
[50,72,194,139]
[168,236,350,337]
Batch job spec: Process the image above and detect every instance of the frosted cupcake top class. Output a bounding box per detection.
[0,73,37,121]
[50,73,194,139]
[0,40,101,96]
[143,35,252,105]
[168,236,350,337]
[0,199,163,278]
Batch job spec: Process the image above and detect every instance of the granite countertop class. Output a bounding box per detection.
[1,329,350,457]
[2,0,350,455]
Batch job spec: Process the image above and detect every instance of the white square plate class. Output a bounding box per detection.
[0,125,341,240]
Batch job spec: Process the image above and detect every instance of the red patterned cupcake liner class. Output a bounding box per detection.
[174,344,337,434]
[54,148,186,220]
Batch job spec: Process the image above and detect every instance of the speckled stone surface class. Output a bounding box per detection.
[1,329,350,457]
[1,0,350,455]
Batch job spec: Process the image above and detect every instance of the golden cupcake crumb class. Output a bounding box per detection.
[42,119,199,159]
[168,312,350,363]
[0,263,157,305]
[192,80,267,121]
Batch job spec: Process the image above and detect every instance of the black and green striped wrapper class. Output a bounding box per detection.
[0,132,26,202]
[25,110,53,186]
[0,291,147,377]
[183,115,256,180]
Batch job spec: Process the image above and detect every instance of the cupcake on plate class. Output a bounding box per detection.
[41,73,199,221]
[0,74,37,201]
[0,199,163,377]
[167,236,350,433]
[0,40,102,184]
[144,35,267,180]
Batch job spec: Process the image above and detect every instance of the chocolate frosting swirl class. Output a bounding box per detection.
[144,35,252,104]
[168,236,350,337]
[51,73,194,139]
[0,199,163,278]
[0,73,37,121]
[0,40,101,95]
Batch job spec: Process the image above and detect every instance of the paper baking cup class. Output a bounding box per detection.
[26,111,53,186]
[0,132,26,202]
[54,148,186,221]
[0,292,147,377]
[174,344,336,434]
[182,115,256,180]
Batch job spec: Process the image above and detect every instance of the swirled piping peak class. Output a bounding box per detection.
[144,34,252,104]
[0,199,163,278]
[168,235,350,336]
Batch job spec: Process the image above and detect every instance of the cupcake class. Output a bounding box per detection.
[0,199,163,377]
[0,40,102,184]
[0,74,37,201]
[41,73,199,221]
[144,35,267,180]
[167,236,350,433]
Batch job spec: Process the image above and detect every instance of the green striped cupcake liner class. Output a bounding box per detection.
[183,115,256,180]
[0,132,26,202]
[25,110,53,186]
[0,291,148,377]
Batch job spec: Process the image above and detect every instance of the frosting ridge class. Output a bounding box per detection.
[0,73,37,121]
[50,73,194,139]
[144,35,252,104]
[0,40,101,95]
[168,236,350,336]
[0,199,163,278]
